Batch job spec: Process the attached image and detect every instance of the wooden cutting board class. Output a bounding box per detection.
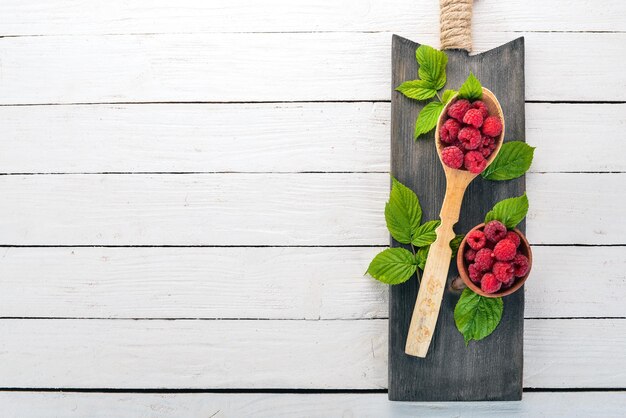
[389,35,526,401]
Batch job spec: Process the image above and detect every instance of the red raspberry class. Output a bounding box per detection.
[462,108,484,128]
[501,275,516,288]
[447,99,471,122]
[505,231,521,248]
[481,273,501,294]
[464,151,487,174]
[481,135,496,158]
[482,115,503,137]
[468,263,482,283]
[440,118,461,144]
[464,248,477,262]
[458,127,482,150]
[472,100,489,118]
[474,248,494,271]
[466,230,486,250]
[493,239,517,261]
[493,261,514,283]
[441,146,464,169]
[484,220,507,243]
[512,253,530,277]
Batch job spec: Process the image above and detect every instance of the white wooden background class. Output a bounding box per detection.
[0,1,625,416]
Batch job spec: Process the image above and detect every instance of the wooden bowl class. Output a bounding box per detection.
[457,223,532,297]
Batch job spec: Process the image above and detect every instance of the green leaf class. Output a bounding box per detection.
[416,245,429,270]
[454,288,503,344]
[414,101,444,139]
[442,89,457,104]
[415,45,448,91]
[414,234,465,270]
[450,234,464,258]
[485,194,529,229]
[411,220,440,247]
[458,72,483,101]
[385,178,422,244]
[482,141,535,181]
[366,248,417,285]
[396,80,437,101]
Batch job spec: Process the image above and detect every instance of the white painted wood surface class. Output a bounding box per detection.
[3,391,626,418]
[0,32,625,103]
[0,246,623,319]
[0,319,624,389]
[1,0,624,414]
[1,103,623,174]
[0,173,622,245]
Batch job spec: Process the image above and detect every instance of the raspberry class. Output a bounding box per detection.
[481,135,496,158]
[474,248,494,271]
[482,115,503,137]
[462,108,484,128]
[458,127,482,150]
[440,118,461,144]
[464,248,477,262]
[481,273,501,294]
[468,263,482,283]
[472,100,489,118]
[493,261,514,283]
[501,274,516,288]
[447,99,471,122]
[484,220,507,243]
[466,230,486,250]
[464,151,487,174]
[505,231,521,248]
[493,239,517,261]
[512,253,530,277]
[441,146,464,169]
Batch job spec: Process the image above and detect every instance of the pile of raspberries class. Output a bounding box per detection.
[439,98,503,173]
[463,220,530,294]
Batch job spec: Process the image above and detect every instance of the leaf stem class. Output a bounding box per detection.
[410,243,421,286]
[435,91,443,102]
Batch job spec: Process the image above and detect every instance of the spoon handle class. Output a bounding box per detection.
[405,178,469,357]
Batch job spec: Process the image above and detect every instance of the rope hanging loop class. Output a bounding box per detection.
[439,0,473,51]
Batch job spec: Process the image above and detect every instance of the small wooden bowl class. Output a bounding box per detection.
[457,223,532,297]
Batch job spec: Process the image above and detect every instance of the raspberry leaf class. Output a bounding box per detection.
[415,45,448,91]
[366,248,417,285]
[485,194,529,229]
[442,89,457,104]
[416,245,429,270]
[414,101,444,139]
[411,220,440,247]
[482,141,535,181]
[450,234,464,258]
[458,72,483,101]
[385,177,422,244]
[414,234,465,270]
[454,288,503,345]
[396,80,437,101]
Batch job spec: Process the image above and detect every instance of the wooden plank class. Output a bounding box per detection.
[0,173,622,245]
[0,103,624,174]
[526,104,626,173]
[1,0,624,35]
[389,36,525,401]
[0,246,622,320]
[0,247,389,320]
[2,391,626,418]
[0,103,390,174]
[0,32,624,103]
[0,319,623,389]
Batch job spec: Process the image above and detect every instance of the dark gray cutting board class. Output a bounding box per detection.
[389,35,526,401]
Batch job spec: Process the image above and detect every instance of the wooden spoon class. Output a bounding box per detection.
[405,88,505,358]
